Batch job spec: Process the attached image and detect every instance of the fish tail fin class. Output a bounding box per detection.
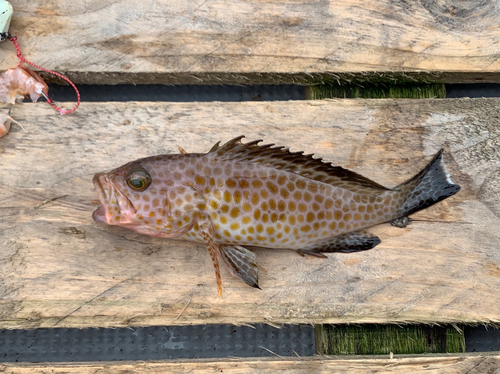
[394,149,460,218]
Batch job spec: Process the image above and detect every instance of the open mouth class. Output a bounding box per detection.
[92,172,115,224]
[92,172,136,225]
[92,205,107,223]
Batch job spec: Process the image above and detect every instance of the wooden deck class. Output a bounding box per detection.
[2,355,500,373]
[1,0,499,371]
[0,0,500,84]
[1,99,499,329]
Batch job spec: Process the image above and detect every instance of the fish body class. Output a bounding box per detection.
[93,136,460,295]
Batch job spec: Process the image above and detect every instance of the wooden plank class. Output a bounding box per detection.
[1,1,500,84]
[2,355,500,373]
[1,98,500,329]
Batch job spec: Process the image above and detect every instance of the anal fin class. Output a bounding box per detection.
[219,245,260,289]
[298,230,381,256]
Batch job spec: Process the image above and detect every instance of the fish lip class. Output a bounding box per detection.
[92,171,136,225]
[92,205,107,223]
[92,172,114,224]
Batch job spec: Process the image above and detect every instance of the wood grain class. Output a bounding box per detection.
[2,355,500,374]
[0,1,500,84]
[0,98,499,329]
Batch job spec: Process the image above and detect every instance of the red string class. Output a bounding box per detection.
[8,36,80,115]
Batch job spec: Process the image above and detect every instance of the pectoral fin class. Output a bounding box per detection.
[219,245,260,289]
[200,222,223,297]
[298,230,381,256]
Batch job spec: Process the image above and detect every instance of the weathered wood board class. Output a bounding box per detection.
[2,355,500,374]
[0,98,499,329]
[1,1,500,84]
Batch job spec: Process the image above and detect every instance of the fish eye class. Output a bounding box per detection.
[126,168,152,191]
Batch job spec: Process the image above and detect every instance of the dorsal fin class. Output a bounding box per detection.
[209,136,391,192]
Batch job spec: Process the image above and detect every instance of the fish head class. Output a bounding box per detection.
[93,158,169,234]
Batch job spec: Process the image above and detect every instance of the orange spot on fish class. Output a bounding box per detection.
[234,191,242,204]
[252,180,262,188]
[230,207,240,218]
[280,188,289,199]
[266,181,279,194]
[251,193,260,205]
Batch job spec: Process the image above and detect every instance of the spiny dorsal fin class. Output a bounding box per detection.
[209,136,391,192]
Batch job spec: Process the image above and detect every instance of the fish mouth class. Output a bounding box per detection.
[92,172,136,225]
[92,172,112,224]
[92,205,107,223]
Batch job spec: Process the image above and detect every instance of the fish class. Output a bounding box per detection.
[0,113,12,138]
[93,136,461,296]
[0,111,22,138]
[0,66,49,104]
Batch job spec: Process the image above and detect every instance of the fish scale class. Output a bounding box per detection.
[93,136,460,296]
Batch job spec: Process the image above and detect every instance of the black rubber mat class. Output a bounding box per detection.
[0,325,315,362]
[465,326,500,353]
[446,83,500,98]
[47,84,306,102]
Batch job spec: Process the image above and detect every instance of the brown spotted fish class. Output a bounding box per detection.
[93,136,460,296]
